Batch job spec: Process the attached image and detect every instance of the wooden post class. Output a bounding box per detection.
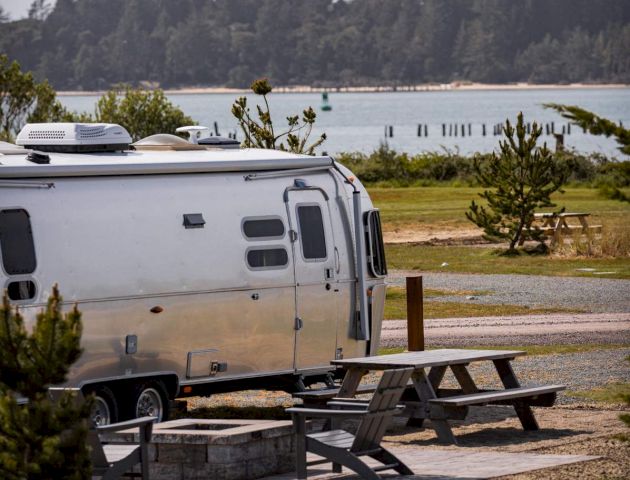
[406,276,424,351]
[482,124,486,136]
[554,133,564,152]
[442,124,446,136]
[424,124,428,137]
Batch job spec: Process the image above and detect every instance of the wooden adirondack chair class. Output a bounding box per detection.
[49,388,155,479]
[287,367,414,479]
[90,416,155,479]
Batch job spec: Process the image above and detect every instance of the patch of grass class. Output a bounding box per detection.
[386,243,630,279]
[377,344,629,356]
[370,186,630,234]
[568,382,630,405]
[384,286,582,319]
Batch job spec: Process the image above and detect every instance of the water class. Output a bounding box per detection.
[59,88,630,158]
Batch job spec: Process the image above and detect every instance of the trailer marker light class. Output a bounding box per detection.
[183,386,192,394]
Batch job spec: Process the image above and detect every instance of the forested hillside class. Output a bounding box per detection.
[1,0,629,90]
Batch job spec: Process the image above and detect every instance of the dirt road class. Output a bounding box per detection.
[380,312,630,348]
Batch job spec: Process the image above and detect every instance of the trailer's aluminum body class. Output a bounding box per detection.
[0,145,386,407]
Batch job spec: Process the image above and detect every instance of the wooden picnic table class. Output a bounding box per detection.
[522,212,602,246]
[331,349,565,445]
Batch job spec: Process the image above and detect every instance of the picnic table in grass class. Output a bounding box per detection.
[331,349,565,445]
[521,212,602,246]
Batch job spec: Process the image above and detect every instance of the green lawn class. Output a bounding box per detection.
[370,186,630,278]
[386,244,630,278]
[370,186,630,232]
[568,382,630,405]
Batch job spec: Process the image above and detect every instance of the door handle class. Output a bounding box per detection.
[334,247,340,273]
[294,317,303,331]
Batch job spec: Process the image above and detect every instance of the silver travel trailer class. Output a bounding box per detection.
[0,123,387,424]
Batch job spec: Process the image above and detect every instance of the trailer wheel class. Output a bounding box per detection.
[89,386,118,426]
[132,381,169,422]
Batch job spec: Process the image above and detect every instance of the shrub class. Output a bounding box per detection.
[0,286,92,479]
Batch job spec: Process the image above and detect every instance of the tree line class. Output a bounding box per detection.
[0,0,628,90]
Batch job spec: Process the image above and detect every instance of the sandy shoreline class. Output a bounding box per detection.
[57,82,629,96]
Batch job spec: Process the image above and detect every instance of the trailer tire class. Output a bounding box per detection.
[131,381,169,422]
[88,386,118,426]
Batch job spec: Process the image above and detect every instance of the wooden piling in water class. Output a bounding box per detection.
[406,276,424,352]
[417,124,422,137]
[389,125,394,137]
[482,124,486,136]
[442,124,446,136]
[424,124,428,137]
[461,124,465,137]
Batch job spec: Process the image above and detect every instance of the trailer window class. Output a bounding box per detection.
[366,210,387,277]
[297,205,327,260]
[246,247,289,270]
[243,217,285,240]
[0,209,37,275]
[7,280,37,301]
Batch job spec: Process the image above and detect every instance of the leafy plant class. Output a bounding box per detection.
[94,85,195,141]
[0,286,92,479]
[231,78,326,155]
[466,113,567,252]
[0,55,77,141]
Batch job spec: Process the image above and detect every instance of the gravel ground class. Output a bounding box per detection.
[387,270,630,313]
[494,436,630,480]
[447,348,630,406]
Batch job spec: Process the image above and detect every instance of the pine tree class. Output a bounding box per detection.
[466,113,567,252]
[0,285,92,479]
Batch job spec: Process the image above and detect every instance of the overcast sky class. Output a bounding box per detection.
[0,0,57,20]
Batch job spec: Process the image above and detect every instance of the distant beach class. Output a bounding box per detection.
[56,82,629,96]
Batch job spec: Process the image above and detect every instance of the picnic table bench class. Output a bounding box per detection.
[293,383,379,408]
[331,349,565,445]
[521,212,602,246]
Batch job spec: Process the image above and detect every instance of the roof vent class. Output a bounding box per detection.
[132,134,206,151]
[16,123,131,153]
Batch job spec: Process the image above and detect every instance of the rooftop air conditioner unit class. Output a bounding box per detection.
[16,123,132,153]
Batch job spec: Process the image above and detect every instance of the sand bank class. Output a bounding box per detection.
[57,82,629,96]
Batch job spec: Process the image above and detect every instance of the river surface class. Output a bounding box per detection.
[59,88,630,157]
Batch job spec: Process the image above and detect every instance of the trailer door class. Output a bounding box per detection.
[286,188,339,370]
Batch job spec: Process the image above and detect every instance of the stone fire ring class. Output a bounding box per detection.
[109,418,296,480]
